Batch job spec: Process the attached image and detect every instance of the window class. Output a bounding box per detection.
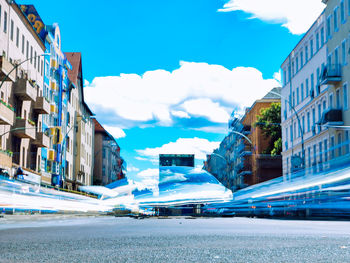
[311,73,314,96]
[26,41,29,59]
[324,139,328,162]
[305,45,309,62]
[344,83,348,110]
[310,39,314,57]
[300,51,304,67]
[330,93,334,108]
[301,83,304,101]
[292,91,295,107]
[313,145,317,165]
[316,32,320,51]
[320,27,325,46]
[341,0,345,22]
[335,47,339,65]
[318,104,322,124]
[306,78,309,98]
[336,88,341,108]
[16,27,19,47]
[283,68,287,85]
[308,147,311,167]
[334,7,339,32]
[342,40,347,65]
[34,51,37,69]
[317,67,320,86]
[3,11,7,33]
[327,15,332,39]
[10,19,13,41]
[338,133,342,156]
[323,100,327,111]
[297,87,299,105]
[307,112,310,132]
[30,46,33,64]
[312,108,316,125]
[296,56,299,72]
[302,116,305,135]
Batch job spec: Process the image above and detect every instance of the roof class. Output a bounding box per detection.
[65,52,94,116]
[93,118,119,146]
[262,87,281,100]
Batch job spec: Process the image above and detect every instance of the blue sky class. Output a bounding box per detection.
[21,0,325,185]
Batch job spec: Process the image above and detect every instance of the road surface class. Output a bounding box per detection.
[1,216,350,262]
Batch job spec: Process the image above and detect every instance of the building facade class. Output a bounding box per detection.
[321,0,350,168]
[281,11,330,180]
[0,1,46,183]
[93,119,125,186]
[205,88,282,191]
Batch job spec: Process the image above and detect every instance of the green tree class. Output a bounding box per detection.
[255,102,282,155]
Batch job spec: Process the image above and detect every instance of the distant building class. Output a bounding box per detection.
[93,119,125,186]
[159,154,195,167]
[204,88,282,191]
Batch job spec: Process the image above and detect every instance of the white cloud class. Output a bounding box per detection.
[103,125,126,139]
[84,62,279,129]
[171,110,190,119]
[181,98,230,123]
[219,0,325,35]
[136,137,221,161]
[127,165,140,172]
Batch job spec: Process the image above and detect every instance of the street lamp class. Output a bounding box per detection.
[268,90,305,174]
[0,53,51,89]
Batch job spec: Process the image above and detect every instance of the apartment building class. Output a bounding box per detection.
[321,0,350,166]
[65,52,94,190]
[281,11,330,179]
[93,119,125,186]
[204,88,282,191]
[0,1,47,182]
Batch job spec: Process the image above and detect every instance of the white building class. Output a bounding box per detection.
[0,1,47,180]
[281,11,331,179]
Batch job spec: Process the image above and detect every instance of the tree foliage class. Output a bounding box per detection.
[255,103,282,155]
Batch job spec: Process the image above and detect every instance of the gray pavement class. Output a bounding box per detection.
[1,216,350,262]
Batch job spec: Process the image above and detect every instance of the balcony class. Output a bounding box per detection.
[13,118,36,139]
[50,104,57,114]
[14,79,37,101]
[0,101,14,125]
[320,64,342,85]
[33,132,50,148]
[48,149,56,161]
[34,97,50,114]
[0,150,12,168]
[0,56,16,82]
[51,59,58,69]
[51,81,58,91]
[320,109,343,126]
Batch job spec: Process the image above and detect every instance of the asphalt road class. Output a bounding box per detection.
[1,216,350,262]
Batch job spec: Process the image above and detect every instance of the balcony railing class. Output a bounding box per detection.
[0,100,14,126]
[34,97,50,114]
[33,132,50,148]
[320,64,342,85]
[14,78,37,101]
[320,108,343,126]
[13,118,36,139]
[0,56,16,82]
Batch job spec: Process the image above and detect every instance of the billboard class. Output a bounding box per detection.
[159,154,195,167]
